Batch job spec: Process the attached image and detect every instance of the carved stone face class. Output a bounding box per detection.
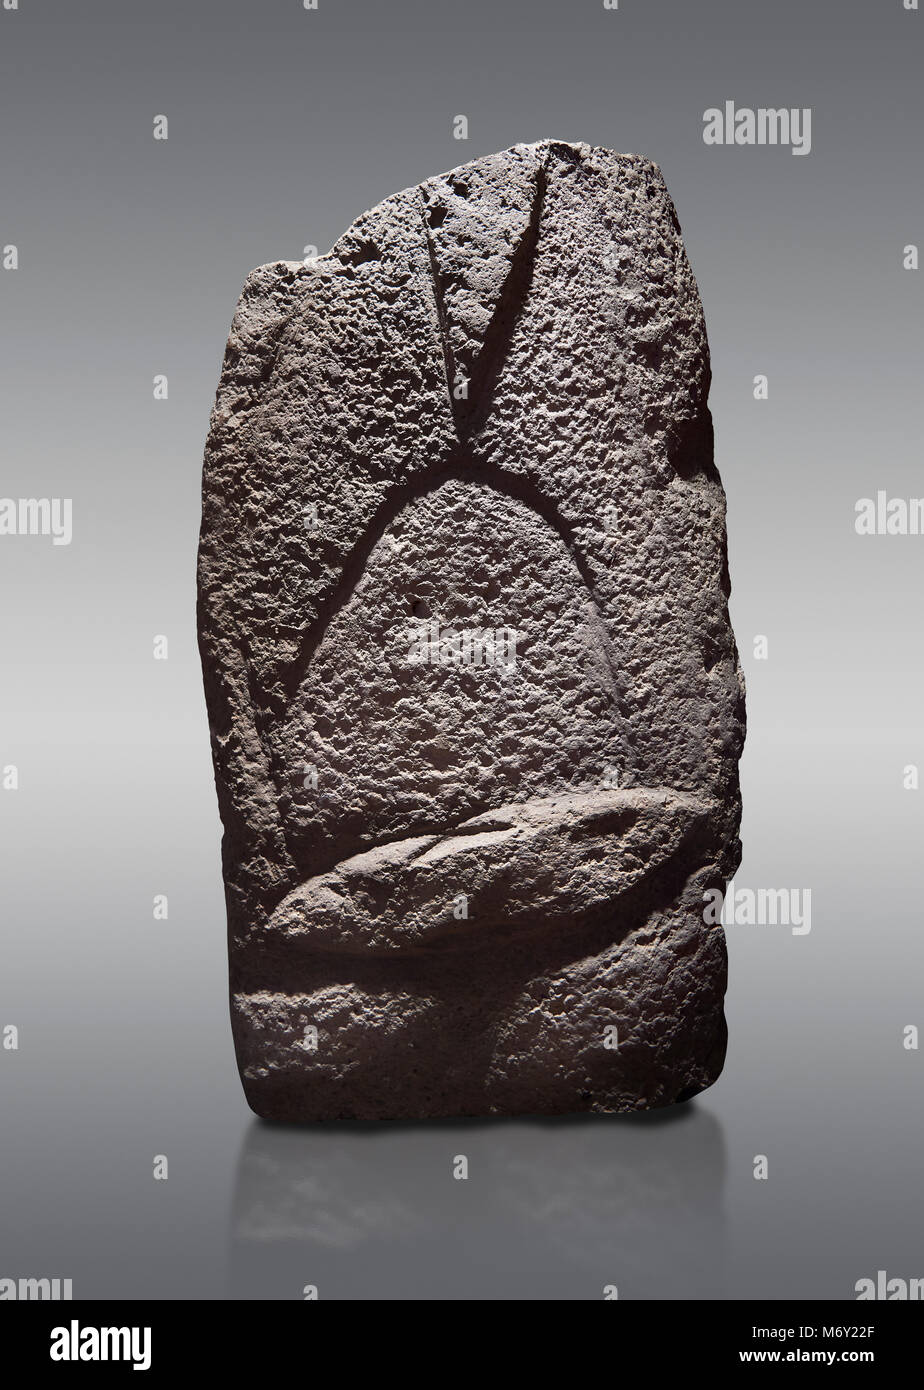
[198,141,744,1121]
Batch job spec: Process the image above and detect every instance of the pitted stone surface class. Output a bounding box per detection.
[198,140,745,1121]
[277,475,629,868]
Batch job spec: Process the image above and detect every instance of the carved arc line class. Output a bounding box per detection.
[280,460,611,702]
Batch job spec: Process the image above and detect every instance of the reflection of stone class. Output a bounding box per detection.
[198,141,745,1121]
[233,1146,423,1252]
[230,1107,727,1299]
[495,1111,727,1286]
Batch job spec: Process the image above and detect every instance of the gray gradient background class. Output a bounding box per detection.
[1,0,921,1300]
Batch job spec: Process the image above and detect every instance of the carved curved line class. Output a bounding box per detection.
[281,456,602,700]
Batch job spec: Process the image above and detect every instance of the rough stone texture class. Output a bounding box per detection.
[197,140,745,1122]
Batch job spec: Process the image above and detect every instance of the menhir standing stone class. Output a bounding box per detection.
[197,140,745,1122]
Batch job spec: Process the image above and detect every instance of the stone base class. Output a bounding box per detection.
[231,900,728,1123]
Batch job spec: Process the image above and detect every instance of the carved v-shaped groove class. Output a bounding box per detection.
[418,192,456,418]
[419,150,550,442]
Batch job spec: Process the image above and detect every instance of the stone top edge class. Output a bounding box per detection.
[240,142,666,284]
